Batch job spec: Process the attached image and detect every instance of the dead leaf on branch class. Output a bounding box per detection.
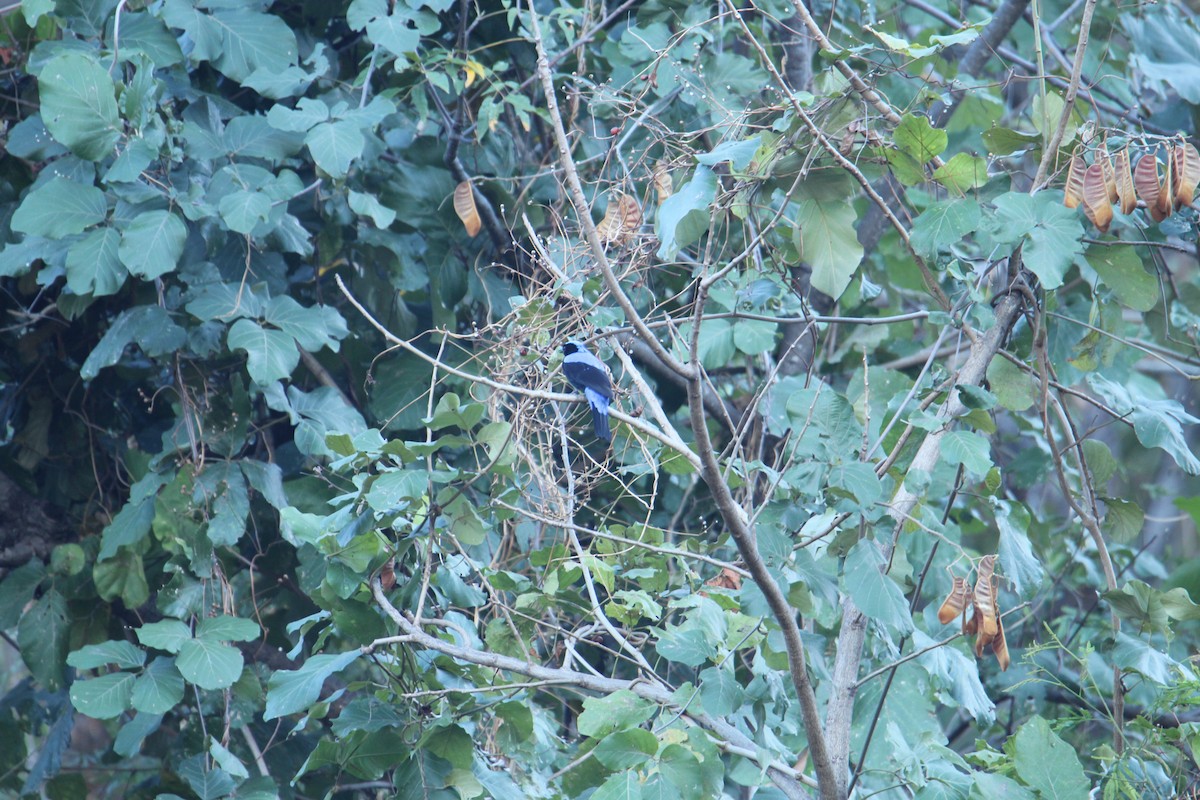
[595,192,642,244]
[453,181,482,237]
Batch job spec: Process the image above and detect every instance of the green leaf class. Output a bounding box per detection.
[843,539,913,633]
[264,651,362,720]
[176,638,244,690]
[219,190,273,234]
[796,197,863,300]
[827,461,882,509]
[656,166,717,259]
[67,641,146,671]
[932,153,989,194]
[1102,497,1144,543]
[80,306,187,379]
[990,192,1083,290]
[208,8,299,83]
[263,296,348,353]
[137,620,193,654]
[1089,374,1200,474]
[576,689,657,738]
[228,318,300,384]
[70,673,136,719]
[12,178,107,238]
[981,126,1041,156]
[1009,716,1089,800]
[593,728,658,770]
[894,113,947,162]
[1085,244,1159,312]
[67,227,126,296]
[995,501,1043,595]
[941,430,992,476]
[331,696,406,737]
[196,615,261,643]
[306,120,366,178]
[118,210,188,280]
[93,549,150,608]
[17,590,69,690]
[366,9,422,57]
[0,563,44,631]
[658,743,703,798]
[732,319,776,354]
[986,357,1035,411]
[698,666,744,716]
[36,53,121,161]
[423,723,473,768]
[591,771,643,800]
[131,657,186,714]
[21,0,53,26]
[113,712,164,758]
[911,199,981,259]
[349,190,397,228]
[51,542,83,575]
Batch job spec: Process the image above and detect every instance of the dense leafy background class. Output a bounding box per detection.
[1,0,1200,799]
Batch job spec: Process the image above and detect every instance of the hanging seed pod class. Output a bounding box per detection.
[937,576,971,624]
[992,616,1011,671]
[1113,148,1136,214]
[1063,155,1086,209]
[973,555,999,638]
[1172,141,1200,208]
[1157,148,1175,221]
[595,192,643,244]
[1097,142,1119,203]
[1082,163,1114,233]
[1134,154,1168,222]
[453,181,482,237]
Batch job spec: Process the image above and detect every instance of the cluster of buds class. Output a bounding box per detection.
[1064,137,1200,232]
[937,554,1010,671]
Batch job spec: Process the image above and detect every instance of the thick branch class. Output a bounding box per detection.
[368,580,816,800]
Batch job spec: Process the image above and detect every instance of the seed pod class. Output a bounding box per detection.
[1172,141,1200,208]
[1063,155,1086,209]
[1097,142,1119,203]
[992,616,1011,671]
[1082,163,1114,233]
[1113,148,1136,214]
[973,555,999,638]
[937,576,971,624]
[1134,154,1168,222]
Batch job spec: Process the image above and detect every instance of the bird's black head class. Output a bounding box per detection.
[562,341,583,356]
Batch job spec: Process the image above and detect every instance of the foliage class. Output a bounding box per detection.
[1,0,1200,799]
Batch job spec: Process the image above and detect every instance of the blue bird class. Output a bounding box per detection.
[561,341,613,441]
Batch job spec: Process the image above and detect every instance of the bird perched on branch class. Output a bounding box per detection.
[561,341,613,441]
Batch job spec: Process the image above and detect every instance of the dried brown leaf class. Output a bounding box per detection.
[453,181,481,237]
[1082,163,1114,233]
[1097,142,1119,203]
[1134,154,1168,222]
[653,163,674,203]
[937,576,971,625]
[973,555,999,638]
[596,193,642,244]
[992,616,1010,671]
[1113,148,1136,214]
[1173,141,1200,208]
[1063,156,1086,209]
[705,567,742,591]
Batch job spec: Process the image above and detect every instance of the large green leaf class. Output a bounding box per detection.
[70,673,136,720]
[67,641,146,670]
[11,178,106,238]
[131,657,186,714]
[1085,244,1159,312]
[1008,716,1089,799]
[795,197,863,300]
[990,192,1083,290]
[36,53,121,161]
[656,166,717,259]
[576,690,657,738]
[228,318,301,384]
[66,227,126,296]
[843,539,913,633]
[17,591,70,690]
[264,651,362,720]
[306,120,366,178]
[911,199,981,259]
[176,638,244,691]
[118,210,187,280]
[80,306,187,379]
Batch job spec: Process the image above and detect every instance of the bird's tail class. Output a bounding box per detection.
[585,388,611,441]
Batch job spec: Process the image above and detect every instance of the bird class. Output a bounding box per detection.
[561,340,613,441]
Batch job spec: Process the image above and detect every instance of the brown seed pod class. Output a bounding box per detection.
[973,555,999,638]
[1082,163,1114,233]
[1063,155,1086,209]
[1113,148,1136,214]
[937,576,971,625]
[1134,154,1168,222]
